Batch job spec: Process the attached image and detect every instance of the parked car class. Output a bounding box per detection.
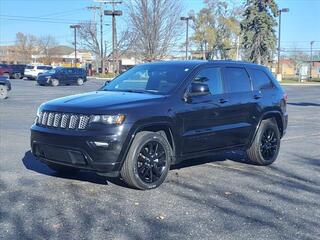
[0,64,13,78]
[9,64,26,79]
[37,67,87,86]
[0,76,11,99]
[31,60,288,190]
[24,65,53,80]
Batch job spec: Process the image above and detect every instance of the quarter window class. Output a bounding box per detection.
[248,68,273,90]
[192,68,223,95]
[223,67,251,93]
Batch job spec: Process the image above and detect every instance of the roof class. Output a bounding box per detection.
[142,60,264,68]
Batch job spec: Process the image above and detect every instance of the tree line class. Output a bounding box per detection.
[11,0,282,65]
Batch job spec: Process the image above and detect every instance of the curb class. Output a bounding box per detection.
[280,83,320,86]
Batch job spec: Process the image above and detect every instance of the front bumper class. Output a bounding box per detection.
[30,124,132,176]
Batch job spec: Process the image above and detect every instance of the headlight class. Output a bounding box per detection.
[89,114,125,125]
[35,104,44,124]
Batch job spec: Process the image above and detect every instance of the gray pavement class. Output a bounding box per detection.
[0,79,319,240]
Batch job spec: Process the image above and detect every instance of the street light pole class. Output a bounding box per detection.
[181,16,193,60]
[277,8,289,75]
[104,2,122,73]
[70,25,81,67]
[310,41,315,79]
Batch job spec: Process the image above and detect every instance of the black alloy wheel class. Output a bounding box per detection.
[260,128,278,161]
[137,141,167,184]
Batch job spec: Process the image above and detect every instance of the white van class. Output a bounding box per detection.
[24,65,53,80]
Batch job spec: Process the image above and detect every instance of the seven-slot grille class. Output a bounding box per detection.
[37,111,90,130]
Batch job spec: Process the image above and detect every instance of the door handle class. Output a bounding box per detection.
[219,98,228,104]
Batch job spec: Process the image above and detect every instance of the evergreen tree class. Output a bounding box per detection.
[241,0,278,64]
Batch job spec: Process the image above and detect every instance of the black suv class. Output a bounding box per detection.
[30,61,288,190]
[37,67,87,86]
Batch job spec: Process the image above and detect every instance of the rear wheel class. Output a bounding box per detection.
[51,78,59,87]
[13,73,21,79]
[0,85,8,99]
[77,78,84,86]
[121,131,172,190]
[246,119,280,165]
[47,162,80,174]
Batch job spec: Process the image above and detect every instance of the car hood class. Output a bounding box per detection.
[42,90,166,114]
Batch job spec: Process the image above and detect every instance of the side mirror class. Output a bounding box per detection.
[189,82,210,97]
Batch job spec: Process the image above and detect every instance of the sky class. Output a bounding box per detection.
[0,0,320,52]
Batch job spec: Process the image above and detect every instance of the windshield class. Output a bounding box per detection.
[26,65,34,69]
[102,64,192,94]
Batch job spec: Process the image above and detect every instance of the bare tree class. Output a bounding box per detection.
[78,21,101,57]
[15,32,38,63]
[37,35,58,64]
[126,0,183,60]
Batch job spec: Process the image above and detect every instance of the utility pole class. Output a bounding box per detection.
[180,16,193,60]
[100,4,104,73]
[277,8,289,75]
[70,25,81,67]
[104,1,122,73]
[310,41,315,79]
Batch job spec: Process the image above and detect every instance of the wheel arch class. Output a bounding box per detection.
[119,121,177,170]
[249,111,284,147]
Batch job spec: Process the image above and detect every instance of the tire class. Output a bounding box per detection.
[121,131,172,190]
[47,162,80,174]
[246,118,280,165]
[77,78,84,86]
[51,78,59,87]
[13,73,21,79]
[0,85,8,99]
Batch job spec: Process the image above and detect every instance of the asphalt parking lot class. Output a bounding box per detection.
[0,79,319,240]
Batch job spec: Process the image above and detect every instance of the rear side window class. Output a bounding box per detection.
[37,66,52,70]
[223,67,251,93]
[248,68,273,90]
[193,68,223,95]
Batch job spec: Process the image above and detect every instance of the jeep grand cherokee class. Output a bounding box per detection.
[30,61,288,190]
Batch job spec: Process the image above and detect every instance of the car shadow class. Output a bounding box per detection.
[22,150,249,188]
[288,102,320,107]
[171,150,248,170]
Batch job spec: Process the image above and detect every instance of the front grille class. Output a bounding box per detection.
[37,111,90,130]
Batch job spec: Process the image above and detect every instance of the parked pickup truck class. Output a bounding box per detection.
[0,76,11,99]
[0,64,13,78]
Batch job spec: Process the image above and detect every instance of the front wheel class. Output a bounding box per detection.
[121,131,172,190]
[0,85,8,99]
[51,78,59,87]
[246,119,280,165]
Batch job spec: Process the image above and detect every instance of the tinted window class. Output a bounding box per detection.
[65,68,75,74]
[37,66,52,70]
[248,68,273,90]
[103,64,193,94]
[224,67,251,93]
[25,65,34,69]
[193,68,223,95]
